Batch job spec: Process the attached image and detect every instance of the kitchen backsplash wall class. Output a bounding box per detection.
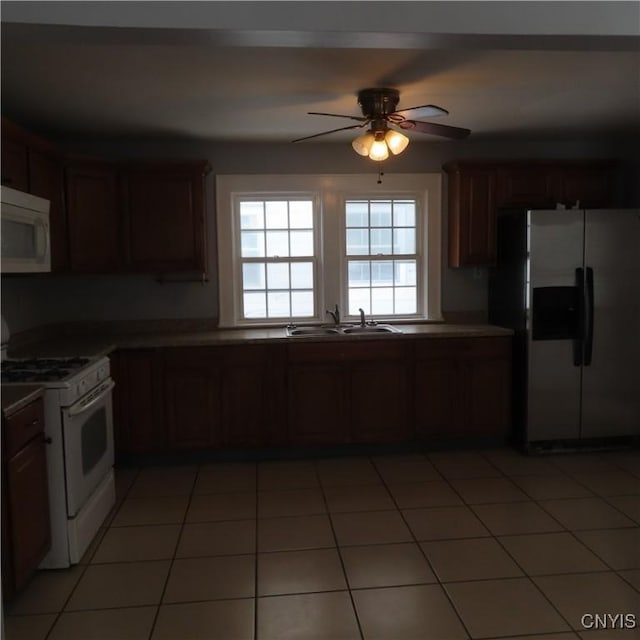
[1,134,636,335]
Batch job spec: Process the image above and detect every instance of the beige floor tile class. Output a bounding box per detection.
[618,569,640,591]
[579,630,639,640]
[341,542,436,589]
[574,528,640,569]
[112,496,188,526]
[429,452,502,479]
[450,477,530,504]
[194,462,257,494]
[163,555,255,603]
[572,471,640,497]
[512,475,595,500]
[47,606,157,640]
[127,466,197,497]
[186,491,256,522]
[152,599,254,640]
[499,532,608,575]
[403,506,490,541]
[258,487,326,518]
[609,452,640,477]
[472,501,564,535]
[258,514,335,552]
[323,484,395,513]
[373,455,441,484]
[353,584,468,640]
[258,460,319,490]
[3,614,56,640]
[65,560,170,610]
[446,577,571,637]
[485,452,564,476]
[534,572,640,630]
[550,454,620,475]
[91,524,180,563]
[114,467,139,500]
[176,520,256,557]
[422,537,523,582]
[607,495,640,523]
[257,548,346,595]
[539,497,637,530]
[387,481,463,509]
[257,591,360,640]
[79,527,107,564]
[331,510,413,546]
[494,635,579,640]
[5,565,85,615]
[317,457,382,486]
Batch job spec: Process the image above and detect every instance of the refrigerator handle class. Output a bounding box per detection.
[573,268,584,366]
[584,267,595,366]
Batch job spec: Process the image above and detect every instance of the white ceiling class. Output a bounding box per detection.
[1,2,639,144]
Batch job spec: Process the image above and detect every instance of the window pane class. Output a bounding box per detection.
[393,200,415,227]
[240,201,264,229]
[267,291,290,318]
[290,201,313,229]
[243,291,266,318]
[370,201,392,227]
[267,263,289,289]
[291,291,314,316]
[348,288,370,315]
[348,260,370,287]
[265,201,288,229]
[346,201,368,227]
[371,288,394,314]
[394,228,416,254]
[291,262,313,289]
[290,231,314,257]
[370,229,392,255]
[371,261,394,286]
[241,231,265,257]
[242,262,265,290]
[266,231,289,257]
[347,229,368,255]
[394,260,416,286]
[395,287,417,314]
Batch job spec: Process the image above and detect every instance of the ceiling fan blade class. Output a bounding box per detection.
[399,119,471,139]
[308,111,368,122]
[391,104,449,119]
[292,123,366,143]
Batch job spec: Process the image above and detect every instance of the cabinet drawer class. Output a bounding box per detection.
[4,398,45,458]
[414,337,511,360]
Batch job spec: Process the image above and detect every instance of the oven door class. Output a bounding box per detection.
[61,378,115,517]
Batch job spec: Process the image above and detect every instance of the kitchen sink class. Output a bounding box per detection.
[286,326,341,337]
[285,324,402,337]
[341,324,402,334]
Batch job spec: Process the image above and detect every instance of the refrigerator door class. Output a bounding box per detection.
[581,209,640,438]
[527,210,584,443]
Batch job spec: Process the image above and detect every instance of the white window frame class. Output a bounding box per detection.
[216,173,442,328]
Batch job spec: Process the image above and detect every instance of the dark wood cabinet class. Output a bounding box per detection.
[0,135,29,191]
[65,163,121,272]
[122,162,208,273]
[496,165,556,208]
[2,396,51,598]
[414,337,511,439]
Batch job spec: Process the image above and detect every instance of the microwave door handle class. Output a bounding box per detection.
[67,380,115,417]
[35,220,49,260]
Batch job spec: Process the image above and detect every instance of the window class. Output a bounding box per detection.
[216,174,442,327]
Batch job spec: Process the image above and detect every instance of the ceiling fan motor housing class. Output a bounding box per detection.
[357,88,400,118]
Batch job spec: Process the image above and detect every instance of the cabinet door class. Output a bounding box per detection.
[122,164,207,272]
[164,351,222,449]
[414,357,461,437]
[7,437,51,592]
[558,165,615,208]
[466,357,511,437]
[112,350,164,456]
[65,164,120,272]
[0,136,29,191]
[447,166,497,267]
[497,166,555,208]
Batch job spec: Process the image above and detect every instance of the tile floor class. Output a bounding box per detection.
[4,447,640,640]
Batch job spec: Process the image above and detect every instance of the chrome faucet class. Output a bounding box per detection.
[326,304,341,326]
[358,308,366,327]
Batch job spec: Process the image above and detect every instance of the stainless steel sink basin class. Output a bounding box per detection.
[286,326,341,337]
[285,324,402,337]
[342,324,403,334]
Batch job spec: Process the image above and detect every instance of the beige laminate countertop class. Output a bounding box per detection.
[1,384,44,418]
[7,323,513,359]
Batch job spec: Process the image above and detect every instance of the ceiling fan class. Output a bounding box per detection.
[292,88,471,161]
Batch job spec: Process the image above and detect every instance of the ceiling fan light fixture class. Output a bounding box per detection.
[368,136,389,161]
[351,131,375,156]
[385,129,409,155]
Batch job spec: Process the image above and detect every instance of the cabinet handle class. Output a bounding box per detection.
[31,419,40,426]
[43,436,52,444]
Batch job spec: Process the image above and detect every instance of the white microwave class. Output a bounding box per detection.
[1,186,51,273]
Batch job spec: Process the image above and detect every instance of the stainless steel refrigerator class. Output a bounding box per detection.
[489,208,640,451]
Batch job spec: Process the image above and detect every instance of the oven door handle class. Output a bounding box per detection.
[67,380,115,417]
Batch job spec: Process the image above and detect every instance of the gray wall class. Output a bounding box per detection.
[1,133,637,334]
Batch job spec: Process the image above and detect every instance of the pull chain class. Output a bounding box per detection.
[377,165,384,184]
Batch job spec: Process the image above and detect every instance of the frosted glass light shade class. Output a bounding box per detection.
[352,131,375,156]
[385,129,410,155]
[369,139,389,161]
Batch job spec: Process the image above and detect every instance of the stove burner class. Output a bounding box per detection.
[0,356,93,383]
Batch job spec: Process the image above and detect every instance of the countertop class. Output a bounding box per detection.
[1,384,44,418]
[6,323,513,359]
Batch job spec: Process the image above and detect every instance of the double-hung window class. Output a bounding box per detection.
[216,174,441,327]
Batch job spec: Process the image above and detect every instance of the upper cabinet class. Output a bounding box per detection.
[444,160,617,267]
